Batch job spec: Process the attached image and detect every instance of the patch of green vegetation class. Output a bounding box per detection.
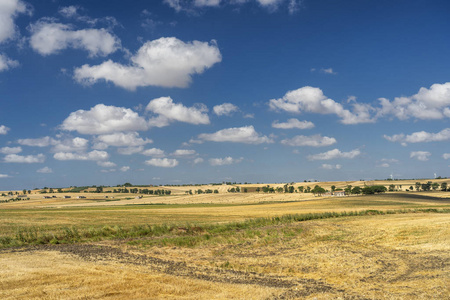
[0,208,448,249]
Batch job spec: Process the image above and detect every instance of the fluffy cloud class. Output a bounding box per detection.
[97,161,116,167]
[4,153,45,163]
[193,157,204,164]
[29,20,121,57]
[384,128,450,145]
[94,132,152,148]
[172,149,196,156]
[280,135,336,147]
[378,82,450,120]
[209,156,243,166]
[272,118,314,129]
[74,37,221,90]
[120,166,130,172]
[17,136,52,147]
[164,0,298,13]
[269,86,375,124]
[0,125,10,135]
[145,158,179,168]
[307,148,361,161]
[198,125,273,144]
[53,150,108,161]
[0,146,22,154]
[37,166,53,173]
[0,54,18,72]
[142,148,165,157]
[146,97,210,127]
[0,0,29,43]
[61,104,148,135]
[0,174,9,178]
[58,6,119,28]
[443,153,450,160]
[410,151,431,161]
[52,137,89,153]
[213,103,239,116]
[117,146,144,155]
[321,164,342,170]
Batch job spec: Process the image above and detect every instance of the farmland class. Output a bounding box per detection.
[0,180,449,299]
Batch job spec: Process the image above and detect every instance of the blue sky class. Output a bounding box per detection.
[0,0,449,190]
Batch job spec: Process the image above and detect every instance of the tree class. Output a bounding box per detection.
[441,182,448,191]
[409,186,414,191]
[389,184,395,192]
[351,186,362,194]
[331,185,336,192]
[421,181,432,191]
[415,182,421,191]
[256,187,260,193]
[298,186,304,193]
[312,185,326,196]
[276,187,283,193]
[431,182,440,191]
[96,186,103,193]
[288,185,295,193]
[344,185,352,195]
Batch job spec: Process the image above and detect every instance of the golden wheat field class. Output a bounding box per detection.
[0,180,449,299]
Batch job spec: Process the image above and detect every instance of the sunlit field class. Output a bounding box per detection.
[0,182,449,299]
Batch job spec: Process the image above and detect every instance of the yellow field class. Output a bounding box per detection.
[0,186,449,299]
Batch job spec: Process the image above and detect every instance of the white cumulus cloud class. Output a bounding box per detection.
[97,161,116,167]
[54,150,108,161]
[269,86,375,124]
[443,153,450,160]
[280,135,336,147]
[378,82,450,120]
[145,158,179,168]
[213,103,239,116]
[384,128,450,145]
[0,0,29,43]
[209,156,243,166]
[321,164,342,170]
[0,54,19,72]
[142,148,166,157]
[4,153,45,163]
[308,148,361,161]
[37,166,53,173]
[198,125,273,144]
[0,125,10,135]
[410,151,431,161]
[74,37,221,90]
[94,132,152,148]
[172,149,196,156]
[17,136,52,147]
[117,146,144,155]
[146,97,210,127]
[0,146,22,154]
[120,166,130,172]
[29,20,121,57]
[272,118,314,129]
[61,104,148,135]
[0,174,9,178]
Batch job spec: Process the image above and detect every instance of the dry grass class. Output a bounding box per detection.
[0,190,448,299]
[0,213,448,299]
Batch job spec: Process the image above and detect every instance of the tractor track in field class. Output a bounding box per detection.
[2,243,371,299]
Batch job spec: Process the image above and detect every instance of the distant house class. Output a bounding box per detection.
[332,191,346,197]
[64,196,71,199]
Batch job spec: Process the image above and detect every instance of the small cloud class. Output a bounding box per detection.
[209,156,243,166]
[4,154,45,163]
[120,166,130,172]
[0,125,10,135]
[193,157,204,164]
[308,148,361,161]
[321,164,342,170]
[145,158,179,168]
[213,103,239,116]
[37,166,53,173]
[410,151,431,161]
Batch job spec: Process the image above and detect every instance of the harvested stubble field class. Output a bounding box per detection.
[0,191,449,299]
